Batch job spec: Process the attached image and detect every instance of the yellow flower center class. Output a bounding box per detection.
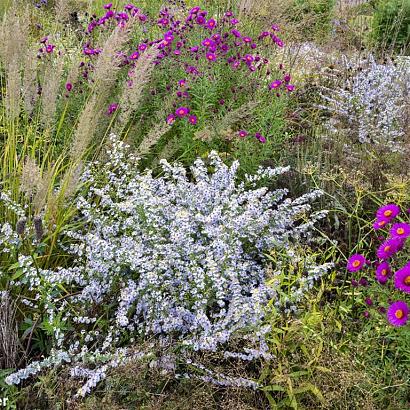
[397,228,405,235]
[378,220,386,226]
[384,246,391,252]
[405,275,410,286]
[395,309,404,319]
[384,210,393,217]
[381,269,387,276]
[352,260,361,268]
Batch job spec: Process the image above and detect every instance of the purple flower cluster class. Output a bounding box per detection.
[346,203,410,326]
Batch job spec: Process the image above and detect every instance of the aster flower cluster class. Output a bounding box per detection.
[80,3,294,143]
[320,55,410,151]
[346,203,410,327]
[4,135,327,394]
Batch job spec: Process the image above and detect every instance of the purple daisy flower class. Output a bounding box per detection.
[373,218,389,230]
[376,238,404,259]
[394,263,410,293]
[244,54,254,64]
[347,254,366,272]
[196,16,206,25]
[243,36,252,43]
[202,38,215,48]
[286,84,295,92]
[188,115,197,125]
[255,133,266,143]
[65,82,73,92]
[376,261,391,284]
[138,43,147,51]
[390,223,410,239]
[166,114,176,124]
[106,103,118,115]
[206,52,217,61]
[387,300,409,327]
[129,51,140,60]
[238,130,248,138]
[104,3,113,10]
[206,18,216,29]
[175,106,189,117]
[230,18,239,25]
[376,204,400,221]
[231,29,241,38]
[269,80,282,89]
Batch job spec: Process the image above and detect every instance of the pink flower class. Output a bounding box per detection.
[129,51,140,60]
[269,80,282,89]
[387,301,409,327]
[166,114,176,125]
[394,262,410,294]
[376,238,404,259]
[375,261,391,284]
[106,103,118,115]
[347,254,366,272]
[376,204,400,221]
[175,106,189,117]
[188,115,197,125]
[238,130,248,138]
[390,223,410,239]
[65,82,73,92]
[286,84,295,92]
[255,133,266,143]
[206,19,216,29]
[206,52,217,61]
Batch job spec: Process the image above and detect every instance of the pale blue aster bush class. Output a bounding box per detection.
[4,135,330,396]
[319,56,410,151]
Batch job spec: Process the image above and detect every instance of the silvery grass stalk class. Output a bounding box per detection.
[4,135,330,395]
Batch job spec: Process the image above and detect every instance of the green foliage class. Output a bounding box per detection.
[371,0,410,54]
[288,0,336,41]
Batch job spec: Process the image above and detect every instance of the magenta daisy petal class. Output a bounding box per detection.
[188,115,197,125]
[166,114,176,125]
[376,237,404,259]
[373,218,389,230]
[390,222,410,239]
[375,261,391,284]
[269,80,282,89]
[387,300,409,327]
[376,204,400,221]
[347,254,366,272]
[394,263,410,294]
[175,106,189,117]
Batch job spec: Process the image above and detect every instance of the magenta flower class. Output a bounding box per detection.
[230,18,239,25]
[196,16,206,25]
[255,133,266,143]
[286,84,295,92]
[190,46,199,53]
[373,218,389,230]
[103,3,112,9]
[139,14,148,22]
[394,263,410,293]
[387,301,409,327]
[190,6,200,14]
[376,238,404,259]
[284,74,291,83]
[129,51,140,60]
[375,261,391,284]
[164,33,174,42]
[138,43,147,51]
[65,82,73,92]
[269,80,282,89]
[175,106,189,117]
[206,19,216,29]
[390,223,410,239]
[244,54,254,64]
[365,297,373,306]
[45,44,55,53]
[202,38,215,48]
[231,29,241,38]
[178,79,187,87]
[243,36,252,43]
[188,115,197,125]
[166,114,176,125]
[206,52,217,61]
[238,130,248,138]
[347,254,366,272]
[271,24,280,31]
[106,103,118,115]
[376,204,400,221]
